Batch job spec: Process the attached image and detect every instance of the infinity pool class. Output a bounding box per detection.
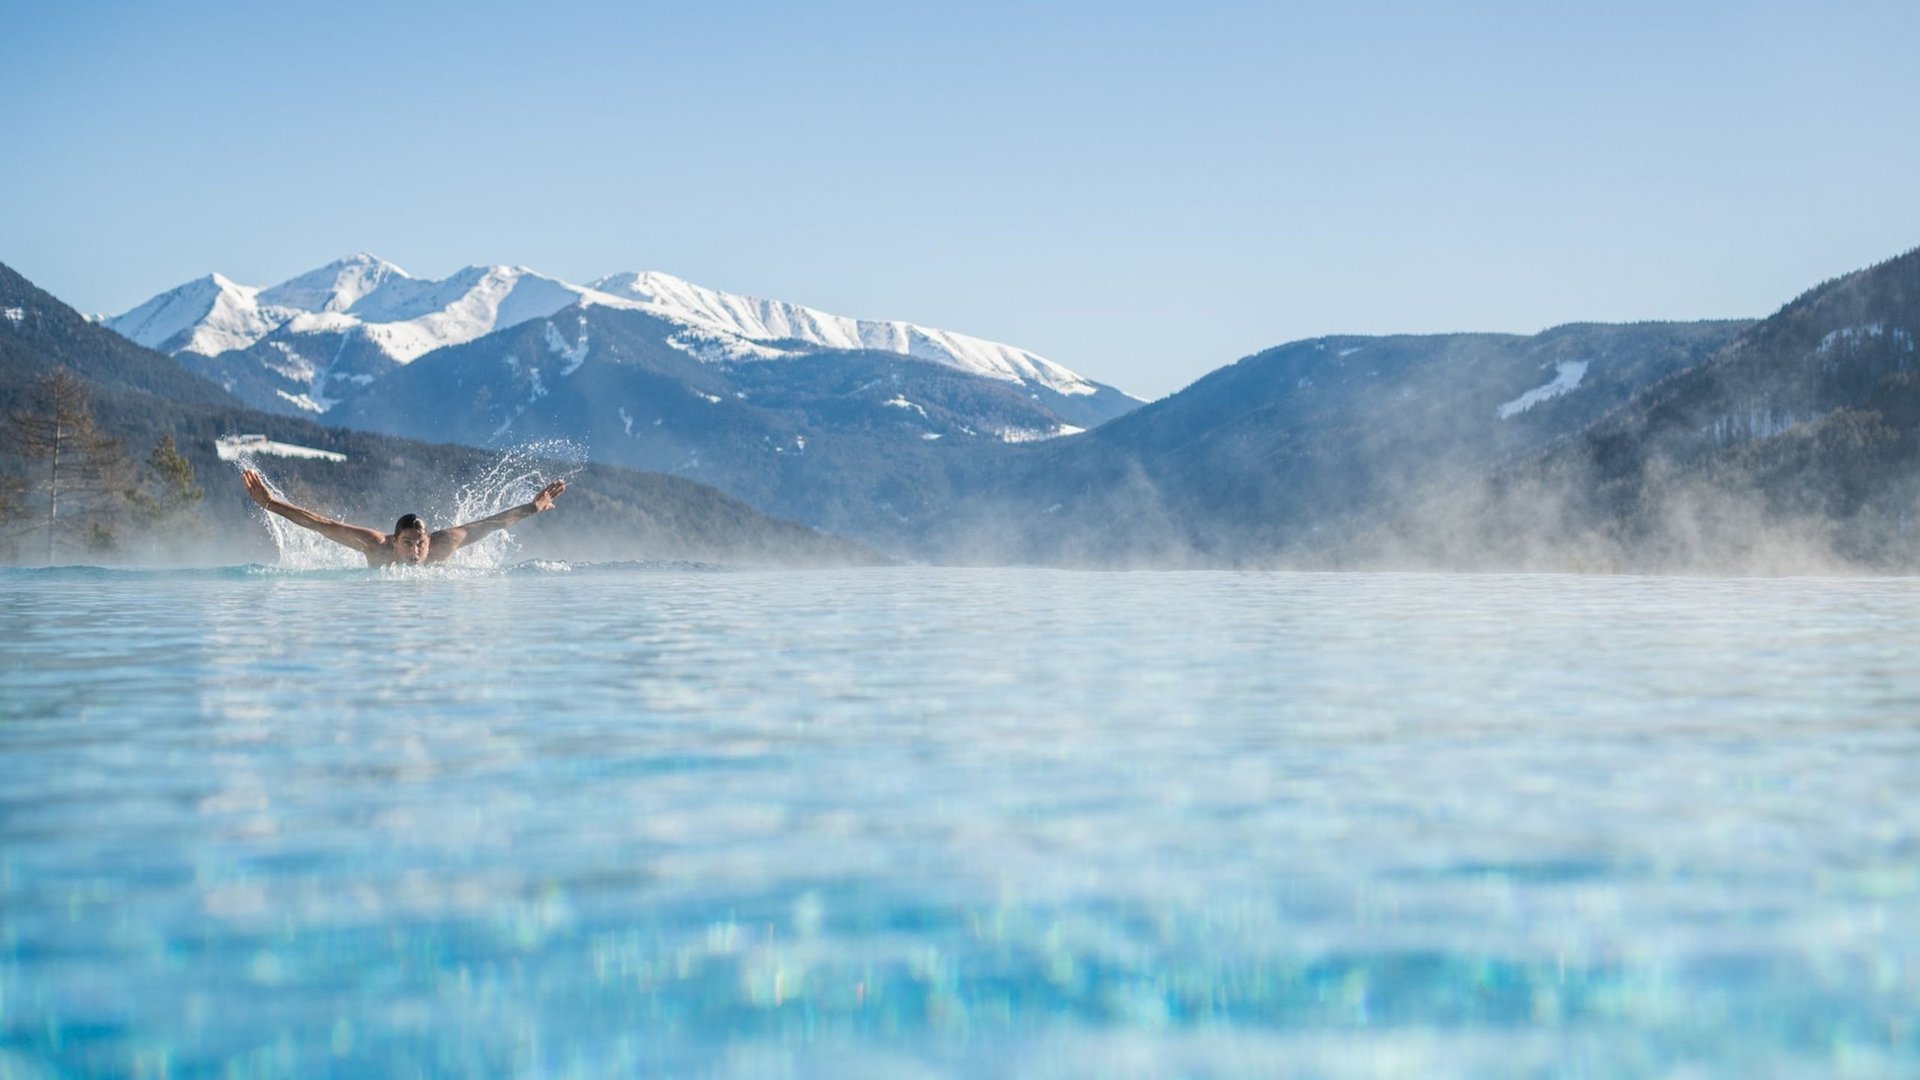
[3,566,1916,1077]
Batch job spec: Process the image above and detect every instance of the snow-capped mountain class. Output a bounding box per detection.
[109,254,595,363]
[105,256,610,411]
[107,255,1134,419]
[590,270,1100,399]
[105,272,285,359]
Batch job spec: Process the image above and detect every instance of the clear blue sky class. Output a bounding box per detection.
[3,0,1917,399]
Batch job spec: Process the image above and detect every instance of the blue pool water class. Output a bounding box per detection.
[2,566,1918,1077]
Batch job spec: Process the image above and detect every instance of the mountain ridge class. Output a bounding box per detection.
[54,241,1920,569]
[913,319,1757,565]
[106,255,1139,420]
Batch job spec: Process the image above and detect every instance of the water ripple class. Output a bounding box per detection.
[3,569,1919,1076]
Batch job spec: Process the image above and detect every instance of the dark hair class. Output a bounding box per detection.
[393,514,427,534]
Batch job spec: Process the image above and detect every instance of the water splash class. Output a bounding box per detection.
[234,453,364,570]
[238,439,589,571]
[438,439,588,569]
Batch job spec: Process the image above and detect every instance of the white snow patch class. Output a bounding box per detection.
[694,390,722,404]
[883,395,928,417]
[920,432,942,440]
[215,433,345,461]
[271,390,328,414]
[1819,323,1886,353]
[1498,361,1589,420]
[618,406,635,436]
[491,406,525,441]
[282,311,360,335]
[544,321,589,375]
[664,329,792,363]
[1337,346,1364,357]
[999,423,1086,443]
[262,341,318,384]
[2,307,22,325]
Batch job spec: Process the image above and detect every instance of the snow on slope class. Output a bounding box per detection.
[349,265,597,362]
[592,270,1102,397]
[110,255,1124,401]
[1498,361,1589,419]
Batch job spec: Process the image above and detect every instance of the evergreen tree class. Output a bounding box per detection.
[1,369,134,563]
[130,433,206,533]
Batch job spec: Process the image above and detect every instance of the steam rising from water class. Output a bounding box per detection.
[237,439,588,571]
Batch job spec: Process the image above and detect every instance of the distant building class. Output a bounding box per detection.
[214,434,347,463]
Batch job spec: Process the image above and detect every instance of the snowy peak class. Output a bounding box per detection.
[105,272,279,357]
[109,256,608,366]
[351,264,596,363]
[257,253,411,314]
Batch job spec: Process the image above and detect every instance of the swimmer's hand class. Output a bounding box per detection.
[531,478,567,513]
[241,469,275,509]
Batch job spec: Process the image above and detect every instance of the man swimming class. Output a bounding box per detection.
[240,468,568,567]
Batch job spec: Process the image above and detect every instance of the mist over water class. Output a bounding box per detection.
[3,567,1917,1077]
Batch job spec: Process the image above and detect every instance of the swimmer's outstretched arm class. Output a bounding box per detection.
[241,469,385,555]
[433,479,568,554]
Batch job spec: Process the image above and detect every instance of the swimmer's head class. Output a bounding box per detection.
[391,514,430,564]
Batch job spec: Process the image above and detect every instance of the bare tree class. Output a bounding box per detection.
[0,473,23,560]
[2,369,134,562]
